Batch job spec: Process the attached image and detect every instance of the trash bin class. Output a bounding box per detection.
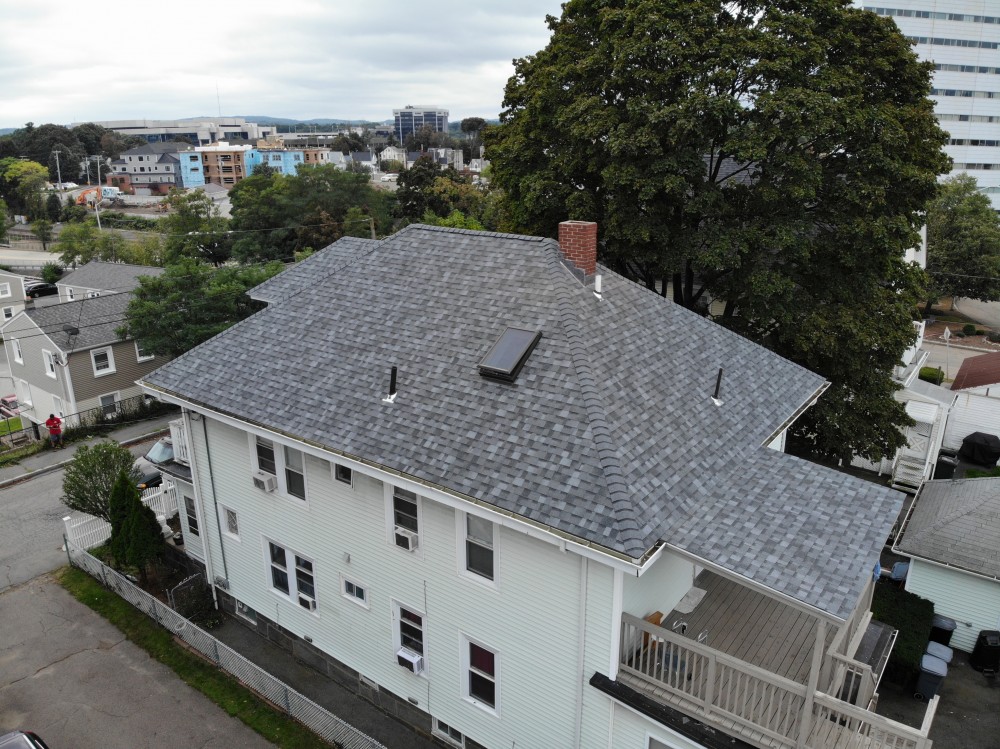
[926,641,954,664]
[970,630,1000,672]
[915,654,948,701]
[934,454,959,480]
[930,614,957,646]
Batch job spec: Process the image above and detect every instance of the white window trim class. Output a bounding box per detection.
[2,306,13,320]
[384,484,423,557]
[91,346,116,377]
[432,719,466,748]
[183,494,200,537]
[456,512,499,589]
[65,287,75,301]
[52,395,64,418]
[333,462,353,487]
[0,282,10,298]
[248,433,310,504]
[263,537,319,614]
[340,573,370,609]
[220,505,240,541]
[11,338,22,364]
[392,599,427,677]
[17,378,33,408]
[85,290,101,298]
[135,340,154,363]
[42,349,57,379]
[98,391,121,416]
[461,635,500,716]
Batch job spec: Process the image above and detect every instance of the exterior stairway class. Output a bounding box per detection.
[891,453,927,493]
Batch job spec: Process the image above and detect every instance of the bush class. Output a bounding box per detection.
[41,262,62,283]
[918,367,944,386]
[93,211,159,231]
[989,331,1000,343]
[872,582,935,687]
[977,329,987,336]
[963,323,977,336]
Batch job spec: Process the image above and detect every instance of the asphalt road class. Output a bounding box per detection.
[0,457,276,747]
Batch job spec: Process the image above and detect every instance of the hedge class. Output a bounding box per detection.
[872,582,935,687]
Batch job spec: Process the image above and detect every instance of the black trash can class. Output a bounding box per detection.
[934,454,959,480]
[970,630,1000,672]
[930,614,957,646]
[915,654,948,701]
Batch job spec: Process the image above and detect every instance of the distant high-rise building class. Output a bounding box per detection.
[393,105,449,143]
[862,2,1000,210]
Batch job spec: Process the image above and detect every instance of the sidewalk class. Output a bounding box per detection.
[0,411,177,488]
[213,619,439,749]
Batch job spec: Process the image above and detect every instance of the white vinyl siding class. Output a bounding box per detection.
[187,416,598,749]
[905,559,1000,653]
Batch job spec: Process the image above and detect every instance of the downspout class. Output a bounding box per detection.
[573,555,589,748]
[198,413,230,585]
[58,353,78,420]
[181,411,217,607]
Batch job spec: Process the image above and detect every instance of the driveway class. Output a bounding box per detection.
[0,576,275,748]
[952,298,1000,329]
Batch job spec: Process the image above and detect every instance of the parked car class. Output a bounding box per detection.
[0,394,19,418]
[134,436,174,489]
[0,732,50,749]
[25,283,58,299]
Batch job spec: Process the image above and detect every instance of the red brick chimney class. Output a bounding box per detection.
[558,220,597,276]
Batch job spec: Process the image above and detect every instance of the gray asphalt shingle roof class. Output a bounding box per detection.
[58,261,164,294]
[143,224,902,620]
[23,293,130,351]
[249,237,378,303]
[896,478,1000,579]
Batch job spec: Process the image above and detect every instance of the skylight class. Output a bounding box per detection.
[478,327,542,383]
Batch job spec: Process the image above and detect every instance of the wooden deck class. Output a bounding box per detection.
[662,570,832,684]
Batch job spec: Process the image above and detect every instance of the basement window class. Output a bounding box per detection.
[478,328,541,383]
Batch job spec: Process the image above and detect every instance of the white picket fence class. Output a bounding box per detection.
[63,484,179,550]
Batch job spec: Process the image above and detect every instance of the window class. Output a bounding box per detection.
[184,495,200,536]
[52,395,64,418]
[267,541,317,610]
[284,445,306,499]
[341,575,368,608]
[394,602,425,663]
[465,515,495,581]
[11,338,22,364]
[42,350,56,378]
[0,283,10,298]
[86,291,100,298]
[392,487,419,549]
[433,720,466,748]
[135,340,154,362]
[255,436,277,474]
[91,347,115,375]
[2,307,13,319]
[465,639,498,712]
[222,507,239,538]
[99,392,120,417]
[334,463,353,486]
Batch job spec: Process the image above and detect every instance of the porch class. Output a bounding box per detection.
[614,570,937,749]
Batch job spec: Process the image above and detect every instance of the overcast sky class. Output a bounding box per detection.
[0,1,566,129]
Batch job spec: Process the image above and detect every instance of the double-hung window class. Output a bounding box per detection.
[284,445,305,499]
[465,639,499,713]
[465,515,495,581]
[42,350,57,378]
[11,338,22,364]
[91,347,115,376]
[184,495,200,536]
[392,487,419,549]
[255,436,277,475]
[253,436,307,501]
[267,541,317,611]
[0,283,10,298]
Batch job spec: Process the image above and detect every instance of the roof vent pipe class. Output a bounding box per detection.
[594,274,603,300]
[383,365,398,404]
[711,368,724,407]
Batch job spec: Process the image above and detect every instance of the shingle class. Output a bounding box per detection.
[57,261,163,295]
[143,224,902,621]
[24,293,131,351]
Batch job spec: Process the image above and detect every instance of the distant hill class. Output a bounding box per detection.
[0,128,16,136]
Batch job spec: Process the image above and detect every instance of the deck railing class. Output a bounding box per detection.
[63,483,179,550]
[620,613,935,749]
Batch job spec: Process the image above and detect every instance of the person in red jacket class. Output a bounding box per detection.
[45,413,64,448]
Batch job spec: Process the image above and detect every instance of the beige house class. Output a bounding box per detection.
[0,293,165,424]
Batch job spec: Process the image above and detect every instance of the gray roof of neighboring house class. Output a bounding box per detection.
[907,378,957,406]
[896,478,1000,580]
[23,293,130,351]
[58,262,164,294]
[249,237,379,303]
[142,224,903,621]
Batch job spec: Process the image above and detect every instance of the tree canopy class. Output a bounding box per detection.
[61,442,142,523]
[0,157,49,218]
[119,258,283,357]
[486,0,950,463]
[924,173,1000,312]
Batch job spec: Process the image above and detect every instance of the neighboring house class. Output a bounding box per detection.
[1,294,164,424]
[0,271,28,322]
[109,143,205,196]
[196,142,254,187]
[378,145,406,165]
[348,151,377,172]
[950,351,1000,393]
[140,223,933,749]
[893,477,1000,652]
[57,261,164,304]
[244,148,305,177]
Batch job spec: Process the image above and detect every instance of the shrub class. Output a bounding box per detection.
[918,367,944,386]
[41,262,62,283]
[977,329,987,336]
[989,332,1000,343]
[955,332,966,338]
[963,323,977,336]
[872,582,935,687]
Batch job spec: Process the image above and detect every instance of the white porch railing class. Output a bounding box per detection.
[169,418,190,466]
[619,613,936,749]
[63,483,179,550]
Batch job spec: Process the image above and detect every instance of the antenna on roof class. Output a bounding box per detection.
[63,324,79,337]
[382,365,398,404]
[711,367,724,407]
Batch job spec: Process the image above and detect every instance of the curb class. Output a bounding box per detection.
[922,340,998,354]
[0,427,170,491]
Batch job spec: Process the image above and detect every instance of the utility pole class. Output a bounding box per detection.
[92,155,103,231]
[52,149,62,188]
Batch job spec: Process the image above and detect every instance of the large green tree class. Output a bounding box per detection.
[924,173,1000,312]
[159,189,231,265]
[486,0,950,463]
[119,258,283,357]
[61,442,142,523]
[0,158,49,218]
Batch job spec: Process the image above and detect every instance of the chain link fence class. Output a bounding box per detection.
[65,536,387,749]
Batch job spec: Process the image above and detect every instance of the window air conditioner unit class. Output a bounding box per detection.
[394,527,419,552]
[213,576,230,590]
[252,470,277,492]
[396,648,424,674]
[298,594,317,611]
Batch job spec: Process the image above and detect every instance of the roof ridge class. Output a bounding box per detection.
[548,250,646,558]
[905,480,1000,546]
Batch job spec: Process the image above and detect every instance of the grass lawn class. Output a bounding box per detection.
[58,567,334,748]
[0,416,22,434]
